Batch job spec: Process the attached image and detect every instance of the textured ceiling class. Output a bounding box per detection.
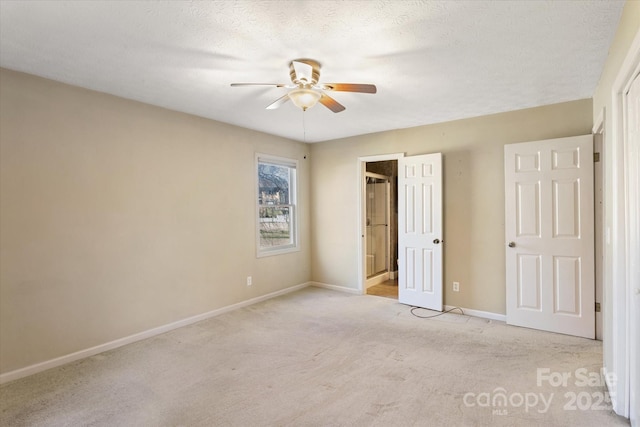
[0,1,625,143]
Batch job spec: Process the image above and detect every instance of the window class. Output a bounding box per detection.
[256,154,298,256]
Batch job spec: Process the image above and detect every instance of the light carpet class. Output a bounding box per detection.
[0,287,629,426]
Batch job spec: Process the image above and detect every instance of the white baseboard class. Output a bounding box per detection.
[310,281,362,295]
[0,282,311,385]
[365,272,389,289]
[389,271,398,280]
[309,281,506,322]
[445,305,506,322]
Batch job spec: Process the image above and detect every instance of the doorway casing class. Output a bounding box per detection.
[603,28,640,420]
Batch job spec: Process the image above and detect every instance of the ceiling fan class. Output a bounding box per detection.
[230,59,376,113]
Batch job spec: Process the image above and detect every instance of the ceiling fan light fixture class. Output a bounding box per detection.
[288,88,321,111]
[231,58,374,113]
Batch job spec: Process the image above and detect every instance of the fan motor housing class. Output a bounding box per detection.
[289,58,321,85]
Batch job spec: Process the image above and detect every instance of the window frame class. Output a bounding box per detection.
[256,153,299,257]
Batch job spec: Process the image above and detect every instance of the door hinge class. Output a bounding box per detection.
[594,152,600,162]
[595,302,601,312]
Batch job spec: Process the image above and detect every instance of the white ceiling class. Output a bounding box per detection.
[0,1,625,143]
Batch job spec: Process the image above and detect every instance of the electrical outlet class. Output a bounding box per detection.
[247,276,252,286]
[453,281,460,292]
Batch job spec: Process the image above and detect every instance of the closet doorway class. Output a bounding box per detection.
[362,159,399,299]
[365,172,390,281]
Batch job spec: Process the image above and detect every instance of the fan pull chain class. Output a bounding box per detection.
[302,109,307,143]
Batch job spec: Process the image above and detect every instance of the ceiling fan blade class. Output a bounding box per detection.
[231,83,288,87]
[266,94,290,110]
[292,60,314,83]
[321,83,377,94]
[319,93,346,113]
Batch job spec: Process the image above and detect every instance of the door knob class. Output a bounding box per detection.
[508,242,516,248]
[433,239,440,244]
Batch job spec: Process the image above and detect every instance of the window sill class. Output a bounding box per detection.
[257,245,300,258]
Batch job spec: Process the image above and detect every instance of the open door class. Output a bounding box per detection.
[398,153,443,310]
[504,135,595,339]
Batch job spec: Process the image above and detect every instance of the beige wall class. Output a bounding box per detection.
[591,0,639,410]
[0,69,311,374]
[310,99,593,315]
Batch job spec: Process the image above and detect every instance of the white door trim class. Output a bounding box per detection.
[357,153,405,294]
[608,28,640,419]
[593,117,605,342]
[624,70,640,427]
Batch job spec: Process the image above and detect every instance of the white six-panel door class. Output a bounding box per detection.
[398,153,443,311]
[504,135,594,339]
